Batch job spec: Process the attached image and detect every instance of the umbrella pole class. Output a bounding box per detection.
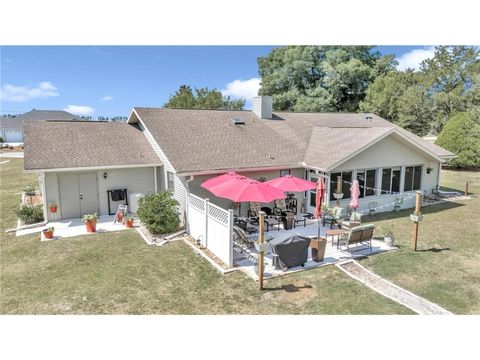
[258,211,265,290]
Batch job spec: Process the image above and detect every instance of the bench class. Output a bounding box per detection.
[338,224,375,253]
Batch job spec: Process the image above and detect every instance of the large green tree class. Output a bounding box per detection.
[257,46,397,112]
[436,110,480,168]
[164,85,245,110]
[421,46,480,133]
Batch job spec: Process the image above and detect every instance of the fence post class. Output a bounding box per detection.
[258,211,266,290]
[204,198,209,248]
[228,209,234,268]
[412,191,422,251]
[465,181,469,196]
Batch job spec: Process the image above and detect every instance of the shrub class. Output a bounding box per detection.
[436,111,480,169]
[23,183,37,196]
[17,204,44,224]
[137,191,180,235]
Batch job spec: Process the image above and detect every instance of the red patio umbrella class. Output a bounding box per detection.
[314,178,326,239]
[265,175,316,192]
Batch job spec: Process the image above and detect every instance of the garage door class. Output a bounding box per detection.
[4,130,23,143]
[58,173,99,219]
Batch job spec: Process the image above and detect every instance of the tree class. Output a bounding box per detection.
[137,191,180,235]
[164,85,245,110]
[257,46,397,112]
[395,86,433,137]
[436,111,480,168]
[421,46,480,133]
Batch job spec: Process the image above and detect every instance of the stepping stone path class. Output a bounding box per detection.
[337,260,452,315]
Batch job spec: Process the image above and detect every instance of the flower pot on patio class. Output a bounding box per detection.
[43,227,54,240]
[85,221,97,233]
[310,236,327,262]
[393,205,401,212]
[82,213,98,233]
[49,205,57,213]
[124,218,134,228]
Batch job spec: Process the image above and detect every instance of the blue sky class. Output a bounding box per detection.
[0,46,435,118]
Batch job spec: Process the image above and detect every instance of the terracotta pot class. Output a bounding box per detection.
[85,220,97,233]
[125,219,134,228]
[43,229,54,239]
[49,206,57,213]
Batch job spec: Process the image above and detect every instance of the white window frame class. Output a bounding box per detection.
[403,164,423,192]
[167,171,175,191]
[381,167,401,195]
[356,168,378,197]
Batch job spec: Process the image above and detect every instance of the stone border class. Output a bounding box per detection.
[337,260,453,315]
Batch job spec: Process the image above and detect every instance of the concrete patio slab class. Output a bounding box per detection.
[16,215,139,239]
[234,221,396,280]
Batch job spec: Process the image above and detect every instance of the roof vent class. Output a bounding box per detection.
[365,113,373,121]
[231,117,245,125]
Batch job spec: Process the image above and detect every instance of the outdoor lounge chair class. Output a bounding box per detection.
[337,223,375,253]
[322,207,349,229]
[247,202,278,231]
[233,225,273,252]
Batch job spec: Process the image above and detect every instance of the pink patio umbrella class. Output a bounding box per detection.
[212,179,286,203]
[201,171,244,189]
[349,179,361,212]
[314,178,326,239]
[265,175,316,192]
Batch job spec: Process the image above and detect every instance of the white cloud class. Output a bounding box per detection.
[100,95,114,101]
[221,77,260,99]
[0,81,59,102]
[64,105,95,116]
[396,46,435,71]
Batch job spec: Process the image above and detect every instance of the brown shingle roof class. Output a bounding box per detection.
[132,108,454,173]
[24,121,161,170]
[1,109,81,129]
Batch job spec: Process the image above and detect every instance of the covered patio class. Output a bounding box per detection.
[233,220,395,280]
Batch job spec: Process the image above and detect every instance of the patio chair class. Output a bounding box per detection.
[337,223,375,253]
[322,207,348,229]
[233,225,273,253]
[247,202,277,232]
[340,212,363,230]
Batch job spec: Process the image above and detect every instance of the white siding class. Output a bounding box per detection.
[96,167,155,215]
[328,133,442,214]
[137,121,188,224]
[44,167,155,220]
[44,172,61,221]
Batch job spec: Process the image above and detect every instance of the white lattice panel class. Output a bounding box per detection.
[189,193,206,211]
[207,203,229,224]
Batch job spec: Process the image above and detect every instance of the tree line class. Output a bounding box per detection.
[164,46,479,167]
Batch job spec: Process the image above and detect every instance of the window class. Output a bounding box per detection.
[404,166,422,191]
[167,171,175,190]
[330,171,352,201]
[357,169,377,197]
[280,169,291,177]
[381,167,401,194]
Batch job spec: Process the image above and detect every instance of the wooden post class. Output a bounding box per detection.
[465,181,469,196]
[258,211,265,290]
[412,191,421,251]
[336,175,342,207]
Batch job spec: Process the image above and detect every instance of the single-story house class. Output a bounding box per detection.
[1,109,80,144]
[24,96,455,224]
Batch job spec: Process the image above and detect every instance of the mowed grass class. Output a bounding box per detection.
[0,159,412,314]
[360,169,480,314]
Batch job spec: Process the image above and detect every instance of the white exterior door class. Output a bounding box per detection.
[58,173,98,219]
[306,170,330,214]
[78,173,98,215]
[59,173,81,219]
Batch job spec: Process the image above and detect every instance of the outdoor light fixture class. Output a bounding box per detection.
[426,167,433,174]
[103,172,107,179]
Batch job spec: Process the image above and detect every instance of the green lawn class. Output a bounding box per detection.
[0,159,412,314]
[360,169,480,314]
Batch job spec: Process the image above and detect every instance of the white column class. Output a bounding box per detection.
[400,166,406,194]
[228,209,234,268]
[154,167,158,192]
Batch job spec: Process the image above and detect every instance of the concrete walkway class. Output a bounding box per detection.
[0,152,24,158]
[337,260,452,315]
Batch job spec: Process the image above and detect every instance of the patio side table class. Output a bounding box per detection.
[325,229,345,248]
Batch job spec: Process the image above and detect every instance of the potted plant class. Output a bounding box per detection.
[393,197,404,212]
[382,223,395,246]
[43,226,55,240]
[48,202,58,213]
[368,201,378,216]
[333,192,344,200]
[124,215,134,228]
[82,213,98,233]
